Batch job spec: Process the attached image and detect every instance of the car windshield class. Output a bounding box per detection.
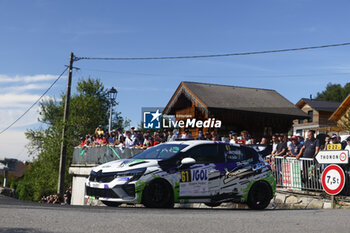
[133,144,188,160]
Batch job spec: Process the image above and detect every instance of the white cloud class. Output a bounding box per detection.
[0,130,31,162]
[0,74,59,83]
[0,73,61,162]
[4,83,51,92]
[0,105,41,128]
[0,93,41,108]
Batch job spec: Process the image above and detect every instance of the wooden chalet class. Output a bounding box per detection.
[163,81,307,139]
[293,98,341,137]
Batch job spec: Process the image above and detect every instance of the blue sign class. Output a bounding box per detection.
[143,108,162,129]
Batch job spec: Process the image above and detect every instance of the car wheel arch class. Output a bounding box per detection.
[141,178,175,208]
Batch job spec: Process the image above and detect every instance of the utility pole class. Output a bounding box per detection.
[57,52,74,200]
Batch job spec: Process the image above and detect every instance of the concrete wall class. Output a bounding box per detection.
[69,166,94,206]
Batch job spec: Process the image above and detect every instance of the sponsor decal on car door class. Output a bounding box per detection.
[179,167,209,196]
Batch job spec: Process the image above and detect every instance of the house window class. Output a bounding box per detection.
[308,110,313,122]
[296,129,302,136]
[298,119,303,124]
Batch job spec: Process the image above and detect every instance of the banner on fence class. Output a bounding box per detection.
[282,159,301,190]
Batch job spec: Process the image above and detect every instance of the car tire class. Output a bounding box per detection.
[247,181,272,210]
[102,201,121,207]
[142,179,174,208]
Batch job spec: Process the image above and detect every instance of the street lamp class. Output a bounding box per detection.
[107,87,118,133]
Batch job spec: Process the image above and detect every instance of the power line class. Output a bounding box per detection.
[0,67,68,135]
[75,42,350,61]
[81,67,350,79]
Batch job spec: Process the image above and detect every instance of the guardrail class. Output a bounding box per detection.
[266,156,323,192]
[72,146,144,165]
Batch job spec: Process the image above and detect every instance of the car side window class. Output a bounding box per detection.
[225,145,246,163]
[185,144,222,163]
[243,147,258,162]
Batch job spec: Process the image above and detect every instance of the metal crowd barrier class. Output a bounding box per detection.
[72,146,144,165]
[266,156,323,191]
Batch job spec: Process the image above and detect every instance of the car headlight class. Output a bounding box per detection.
[116,168,147,181]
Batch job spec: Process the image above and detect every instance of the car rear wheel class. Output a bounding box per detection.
[142,179,174,208]
[247,181,272,210]
[102,201,121,207]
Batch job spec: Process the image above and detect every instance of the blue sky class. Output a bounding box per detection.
[1,0,350,160]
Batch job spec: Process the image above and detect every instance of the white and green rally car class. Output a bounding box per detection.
[85,140,276,209]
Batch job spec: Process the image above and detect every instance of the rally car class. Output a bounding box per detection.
[85,140,276,209]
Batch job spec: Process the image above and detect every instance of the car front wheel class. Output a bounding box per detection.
[142,179,174,208]
[247,181,272,210]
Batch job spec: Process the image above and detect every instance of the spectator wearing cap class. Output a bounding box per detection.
[130,127,136,140]
[296,130,320,159]
[330,134,340,145]
[95,125,104,138]
[124,131,135,148]
[229,131,238,144]
[345,136,350,151]
[285,135,302,158]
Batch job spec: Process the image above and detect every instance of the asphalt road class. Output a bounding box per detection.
[1,195,350,233]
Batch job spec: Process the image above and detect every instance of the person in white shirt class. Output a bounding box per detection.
[345,136,350,152]
[229,131,238,144]
[269,135,279,156]
[130,127,136,140]
[124,131,135,148]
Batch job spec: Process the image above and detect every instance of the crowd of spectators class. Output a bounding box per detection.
[40,186,72,205]
[268,131,350,160]
[77,125,350,159]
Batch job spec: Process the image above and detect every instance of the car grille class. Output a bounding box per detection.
[86,186,119,198]
[89,174,116,183]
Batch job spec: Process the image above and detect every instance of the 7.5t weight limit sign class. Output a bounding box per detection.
[321,164,345,195]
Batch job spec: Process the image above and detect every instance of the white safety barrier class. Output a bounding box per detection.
[266,156,323,191]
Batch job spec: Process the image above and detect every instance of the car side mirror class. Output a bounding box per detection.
[180,157,196,168]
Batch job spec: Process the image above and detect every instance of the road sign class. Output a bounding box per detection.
[327,144,342,150]
[316,150,349,164]
[321,164,345,195]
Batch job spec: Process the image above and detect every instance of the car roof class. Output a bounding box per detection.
[164,140,242,152]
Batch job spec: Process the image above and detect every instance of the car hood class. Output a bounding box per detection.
[92,159,159,173]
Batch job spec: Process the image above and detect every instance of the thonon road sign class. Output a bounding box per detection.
[321,164,345,195]
[315,150,349,164]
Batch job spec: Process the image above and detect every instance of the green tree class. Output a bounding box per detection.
[16,78,129,201]
[316,82,350,102]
